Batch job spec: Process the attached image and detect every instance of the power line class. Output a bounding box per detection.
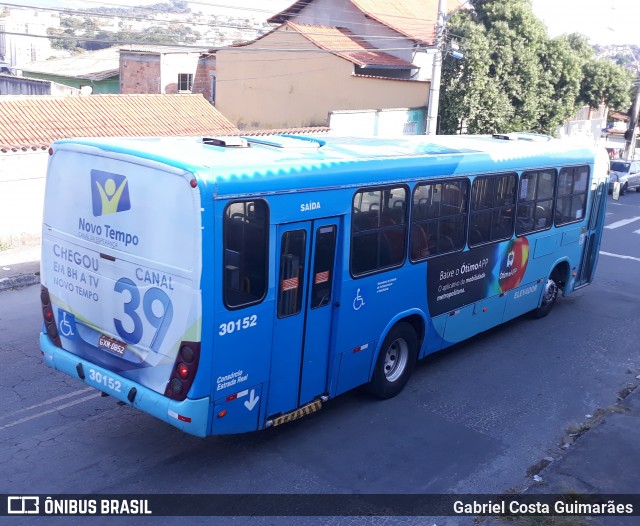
[0,1,439,68]
[2,30,418,55]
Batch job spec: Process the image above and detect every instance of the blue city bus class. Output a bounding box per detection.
[39,133,609,437]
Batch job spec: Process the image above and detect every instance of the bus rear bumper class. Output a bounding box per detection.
[40,332,211,437]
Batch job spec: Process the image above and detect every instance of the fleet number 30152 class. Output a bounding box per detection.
[88,368,122,393]
[218,315,258,336]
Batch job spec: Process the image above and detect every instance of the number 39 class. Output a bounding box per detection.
[114,277,173,352]
[219,315,257,336]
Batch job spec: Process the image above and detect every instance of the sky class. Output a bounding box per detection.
[11,0,640,47]
[531,0,638,47]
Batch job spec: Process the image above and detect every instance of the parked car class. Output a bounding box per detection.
[608,160,640,195]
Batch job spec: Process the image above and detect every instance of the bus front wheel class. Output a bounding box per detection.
[532,276,559,319]
[366,322,418,399]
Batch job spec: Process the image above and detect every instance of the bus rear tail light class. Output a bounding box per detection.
[40,286,62,348]
[165,341,200,401]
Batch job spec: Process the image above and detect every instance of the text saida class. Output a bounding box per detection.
[300,201,321,212]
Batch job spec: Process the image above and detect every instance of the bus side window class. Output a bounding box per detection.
[223,199,269,309]
[411,179,468,260]
[555,166,589,226]
[516,169,556,236]
[469,173,516,246]
[351,186,407,276]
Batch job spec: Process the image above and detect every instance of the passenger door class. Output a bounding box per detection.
[267,218,340,417]
[575,179,606,286]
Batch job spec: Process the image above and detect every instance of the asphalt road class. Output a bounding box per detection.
[1,191,639,526]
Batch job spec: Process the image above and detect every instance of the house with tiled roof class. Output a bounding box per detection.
[0,94,237,247]
[215,0,456,131]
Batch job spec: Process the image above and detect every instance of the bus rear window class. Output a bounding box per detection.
[223,200,269,309]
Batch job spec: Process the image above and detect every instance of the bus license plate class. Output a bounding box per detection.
[98,334,127,355]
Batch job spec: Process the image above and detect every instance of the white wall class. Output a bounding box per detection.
[0,150,48,247]
[329,107,426,135]
[291,0,419,66]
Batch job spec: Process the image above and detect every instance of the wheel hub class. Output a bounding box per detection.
[384,338,409,382]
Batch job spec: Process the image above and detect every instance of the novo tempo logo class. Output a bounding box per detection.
[91,169,131,217]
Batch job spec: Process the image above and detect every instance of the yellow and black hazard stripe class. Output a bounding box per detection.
[271,399,323,427]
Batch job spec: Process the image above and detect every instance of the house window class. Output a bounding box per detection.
[178,73,193,92]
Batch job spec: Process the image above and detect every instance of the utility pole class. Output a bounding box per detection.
[425,0,448,135]
[623,78,640,160]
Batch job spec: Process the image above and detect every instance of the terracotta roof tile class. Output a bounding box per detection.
[0,94,238,151]
[288,22,416,68]
[269,0,461,46]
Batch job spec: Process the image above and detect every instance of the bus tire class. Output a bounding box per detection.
[366,322,418,399]
[532,275,559,319]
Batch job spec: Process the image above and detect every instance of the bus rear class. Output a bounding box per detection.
[39,141,208,436]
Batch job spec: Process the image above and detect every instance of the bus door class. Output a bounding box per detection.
[267,218,340,417]
[575,179,606,287]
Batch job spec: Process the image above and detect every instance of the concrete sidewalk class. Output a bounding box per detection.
[0,243,41,291]
[482,384,640,524]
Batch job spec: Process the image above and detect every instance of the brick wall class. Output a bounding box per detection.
[193,55,216,102]
[120,52,162,94]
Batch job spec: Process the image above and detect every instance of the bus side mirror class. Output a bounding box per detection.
[612,181,621,201]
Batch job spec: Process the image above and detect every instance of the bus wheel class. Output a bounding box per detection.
[367,322,418,399]
[532,276,559,319]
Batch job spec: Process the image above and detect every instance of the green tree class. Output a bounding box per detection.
[579,59,634,110]
[564,32,633,110]
[440,0,633,135]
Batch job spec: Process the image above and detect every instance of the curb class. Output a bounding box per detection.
[0,272,40,292]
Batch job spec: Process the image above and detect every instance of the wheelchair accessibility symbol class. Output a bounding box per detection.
[352,288,365,311]
[58,309,77,338]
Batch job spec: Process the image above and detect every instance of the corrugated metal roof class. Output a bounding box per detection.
[287,22,416,68]
[20,47,120,81]
[0,94,239,151]
[118,45,210,55]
